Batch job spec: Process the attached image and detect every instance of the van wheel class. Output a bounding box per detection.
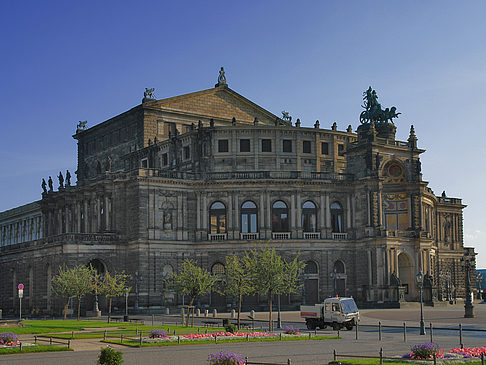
[306,321,316,330]
[345,323,353,330]
[332,323,340,331]
[318,325,327,330]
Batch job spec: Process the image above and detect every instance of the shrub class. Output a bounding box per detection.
[224,323,237,334]
[208,350,244,365]
[410,343,441,359]
[284,325,299,335]
[149,329,168,338]
[0,332,19,346]
[98,346,123,365]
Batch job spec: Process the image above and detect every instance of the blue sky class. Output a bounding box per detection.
[1,1,485,267]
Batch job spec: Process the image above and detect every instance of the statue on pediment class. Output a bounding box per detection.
[41,178,47,194]
[360,87,401,124]
[144,88,156,99]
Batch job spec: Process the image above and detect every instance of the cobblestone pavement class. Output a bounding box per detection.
[1,301,484,365]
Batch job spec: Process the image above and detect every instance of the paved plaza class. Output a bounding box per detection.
[1,301,485,365]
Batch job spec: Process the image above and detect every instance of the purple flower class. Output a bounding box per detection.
[208,350,244,365]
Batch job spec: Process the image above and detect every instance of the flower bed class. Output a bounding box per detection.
[0,332,19,347]
[402,343,486,362]
[208,350,244,365]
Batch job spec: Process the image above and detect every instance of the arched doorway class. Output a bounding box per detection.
[398,253,413,301]
[210,263,226,310]
[333,260,346,297]
[87,259,106,314]
[303,261,319,304]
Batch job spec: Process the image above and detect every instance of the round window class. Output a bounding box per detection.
[388,164,402,177]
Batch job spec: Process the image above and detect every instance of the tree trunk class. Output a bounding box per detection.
[63,298,70,320]
[77,296,81,321]
[186,298,194,327]
[237,294,242,330]
[268,290,273,332]
[108,297,112,323]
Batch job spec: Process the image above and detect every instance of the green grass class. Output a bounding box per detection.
[7,320,139,335]
[329,360,483,365]
[0,345,72,355]
[103,335,339,347]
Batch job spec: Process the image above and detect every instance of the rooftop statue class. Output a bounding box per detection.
[41,178,47,194]
[144,88,156,99]
[281,111,292,122]
[217,67,227,85]
[76,121,87,132]
[360,87,401,124]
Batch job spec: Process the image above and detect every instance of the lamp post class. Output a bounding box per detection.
[461,253,475,318]
[416,270,426,335]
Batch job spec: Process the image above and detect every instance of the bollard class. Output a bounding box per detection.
[196,308,200,317]
[178,336,180,344]
[314,329,317,336]
[231,309,236,319]
[379,347,383,365]
[205,328,208,334]
[215,335,217,344]
[136,327,138,335]
[378,322,382,341]
[165,307,169,315]
[213,309,217,318]
[337,329,340,338]
[68,339,71,349]
[481,353,484,365]
[19,342,22,351]
[430,323,433,342]
[205,309,209,317]
[140,330,143,337]
[280,333,282,341]
[139,333,142,346]
[104,330,107,340]
[247,333,249,342]
[333,349,337,361]
[50,337,52,345]
[433,353,437,365]
[308,332,311,340]
[152,314,154,326]
[121,334,123,344]
[459,324,463,348]
[34,336,37,344]
[174,329,176,335]
[355,323,358,340]
[403,322,407,342]
[168,327,170,333]
[198,327,200,334]
[72,330,74,339]
[287,360,291,365]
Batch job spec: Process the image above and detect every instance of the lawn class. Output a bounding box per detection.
[103,334,340,347]
[0,345,72,355]
[7,320,139,334]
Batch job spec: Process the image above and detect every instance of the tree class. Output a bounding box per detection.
[51,264,94,320]
[171,259,216,326]
[245,247,305,331]
[220,255,253,329]
[100,271,130,323]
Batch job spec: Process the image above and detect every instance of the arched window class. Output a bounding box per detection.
[302,201,317,232]
[330,202,344,233]
[212,263,225,277]
[304,260,318,274]
[272,200,289,232]
[209,201,226,234]
[162,264,174,278]
[334,260,345,274]
[241,201,258,233]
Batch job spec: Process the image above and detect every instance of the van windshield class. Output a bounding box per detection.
[341,299,358,314]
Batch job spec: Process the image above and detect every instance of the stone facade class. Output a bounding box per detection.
[0,80,476,316]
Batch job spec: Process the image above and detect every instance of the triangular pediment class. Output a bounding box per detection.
[150,86,277,125]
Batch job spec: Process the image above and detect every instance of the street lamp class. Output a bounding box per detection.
[461,253,475,318]
[415,270,426,335]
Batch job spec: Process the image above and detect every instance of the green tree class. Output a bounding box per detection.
[245,247,305,331]
[100,271,130,323]
[51,264,94,320]
[220,254,253,329]
[171,259,216,326]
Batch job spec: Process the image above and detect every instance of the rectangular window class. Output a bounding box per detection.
[218,139,229,153]
[240,139,251,152]
[321,142,329,155]
[338,144,345,156]
[303,141,311,153]
[162,153,168,166]
[283,139,292,153]
[262,139,272,152]
[141,158,148,168]
[183,146,190,160]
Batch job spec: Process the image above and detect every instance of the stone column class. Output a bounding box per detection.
[367,191,371,226]
[266,191,271,236]
[65,205,70,233]
[227,194,233,239]
[320,195,325,238]
[346,195,351,229]
[234,194,239,231]
[177,194,183,240]
[290,193,296,231]
[105,196,110,231]
[368,250,373,286]
[196,193,201,230]
[203,195,208,234]
[394,249,399,277]
[426,249,431,274]
[296,193,302,238]
[183,193,188,240]
[325,194,331,228]
[260,193,265,238]
[83,200,89,233]
[76,202,81,233]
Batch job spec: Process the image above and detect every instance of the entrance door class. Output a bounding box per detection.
[398,253,414,301]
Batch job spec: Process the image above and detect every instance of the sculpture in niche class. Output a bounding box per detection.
[106,156,112,172]
[160,200,175,230]
[391,271,401,286]
[65,170,71,186]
